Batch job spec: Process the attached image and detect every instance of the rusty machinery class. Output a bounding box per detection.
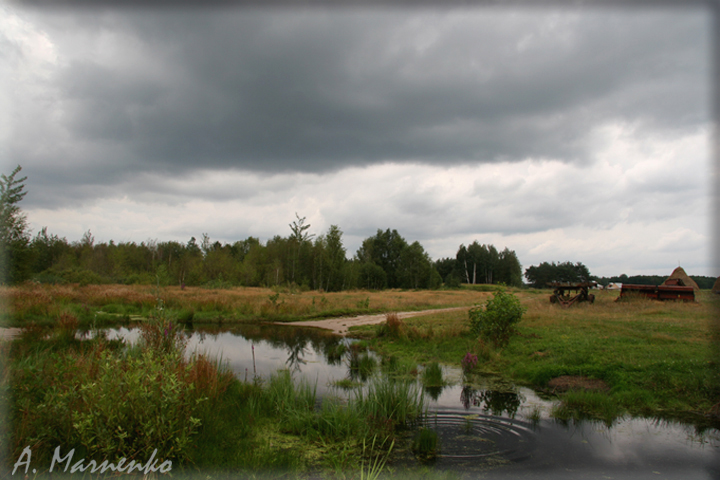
[548,282,597,307]
[617,280,695,302]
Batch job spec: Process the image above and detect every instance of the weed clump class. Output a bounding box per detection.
[412,428,439,462]
[375,312,405,338]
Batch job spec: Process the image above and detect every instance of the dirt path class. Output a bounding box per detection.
[281,306,469,336]
[0,328,22,341]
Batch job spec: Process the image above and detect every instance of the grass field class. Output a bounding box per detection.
[363,288,720,427]
[0,283,492,327]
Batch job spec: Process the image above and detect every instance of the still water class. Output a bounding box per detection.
[106,325,720,480]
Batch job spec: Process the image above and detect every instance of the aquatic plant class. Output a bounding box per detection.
[353,375,425,427]
[412,428,439,461]
[422,362,444,387]
[325,342,348,364]
[360,435,394,480]
[350,351,378,381]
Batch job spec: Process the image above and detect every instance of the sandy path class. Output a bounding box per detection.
[0,328,22,341]
[282,306,469,336]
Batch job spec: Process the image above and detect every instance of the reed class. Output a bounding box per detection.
[412,428,439,461]
[352,375,425,427]
[421,362,444,388]
[349,352,378,381]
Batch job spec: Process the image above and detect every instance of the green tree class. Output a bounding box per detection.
[289,213,314,284]
[398,241,434,289]
[524,261,592,288]
[29,227,71,276]
[0,166,30,283]
[495,247,523,287]
[357,262,387,290]
[356,229,408,288]
[316,225,347,292]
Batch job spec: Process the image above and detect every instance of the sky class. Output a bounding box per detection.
[2,2,715,278]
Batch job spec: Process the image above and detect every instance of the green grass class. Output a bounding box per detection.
[422,362,445,388]
[367,290,720,427]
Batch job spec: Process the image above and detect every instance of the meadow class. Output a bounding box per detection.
[363,288,720,427]
[1,283,718,478]
[0,283,488,327]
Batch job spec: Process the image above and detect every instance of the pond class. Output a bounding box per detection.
[103,324,720,479]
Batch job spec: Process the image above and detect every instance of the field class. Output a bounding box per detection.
[361,288,720,427]
[0,283,491,327]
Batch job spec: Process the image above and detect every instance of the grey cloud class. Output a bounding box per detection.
[9,7,711,209]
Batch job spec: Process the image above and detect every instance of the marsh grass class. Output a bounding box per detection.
[422,362,445,388]
[353,375,426,428]
[412,428,439,462]
[382,355,418,378]
[350,352,379,381]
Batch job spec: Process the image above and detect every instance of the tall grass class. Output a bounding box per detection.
[352,375,426,428]
[2,283,487,326]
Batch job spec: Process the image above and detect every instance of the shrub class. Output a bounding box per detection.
[71,349,203,462]
[468,289,525,347]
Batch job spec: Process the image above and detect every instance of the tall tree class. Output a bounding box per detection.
[356,229,408,289]
[289,213,314,284]
[322,225,347,292]
[0,166,30,283]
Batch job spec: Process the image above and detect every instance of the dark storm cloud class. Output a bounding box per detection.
[16,9,709,175]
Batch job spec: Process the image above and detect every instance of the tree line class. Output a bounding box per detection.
[0,166,525,290]
[595,274,716,290]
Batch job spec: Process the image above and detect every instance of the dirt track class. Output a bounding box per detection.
[0,328,21,341]
[0,307,470,340]
[282,306,468,336]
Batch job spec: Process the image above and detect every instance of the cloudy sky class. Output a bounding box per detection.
[2,3,715,278]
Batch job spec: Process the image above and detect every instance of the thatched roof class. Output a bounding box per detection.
[712,276,720,294]
[663,267,700,292]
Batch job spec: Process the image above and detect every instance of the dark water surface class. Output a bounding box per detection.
[106,325,720,480]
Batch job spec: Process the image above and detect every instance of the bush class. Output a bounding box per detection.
[468,289,525,347]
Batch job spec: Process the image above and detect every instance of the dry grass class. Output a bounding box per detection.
[1,284,490,324]
[519,289,715,343]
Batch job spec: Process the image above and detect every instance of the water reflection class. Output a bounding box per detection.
[348,350,378,381]
[424,385,445,401]
[191,324,350,376]
[460,385,523,417]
